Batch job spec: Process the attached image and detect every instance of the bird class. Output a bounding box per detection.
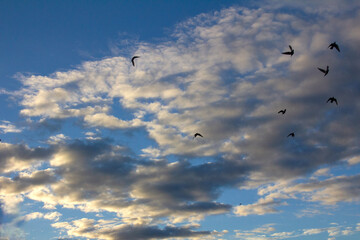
[328,42,340,52]
[131,56,140,67]
[278,109,286,114]
[317,66,329,76]
[282,45,294,56]
[193,133,203,139]
[327,97,338,105]
[287,132,295,138]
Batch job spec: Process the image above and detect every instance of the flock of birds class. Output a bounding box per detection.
[0,42,342,145]
[134,42,341,140]
[282,41,340,138]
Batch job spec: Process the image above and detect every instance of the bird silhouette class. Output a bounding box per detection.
[317,66,329,76]
[193,133,203,139]
[328,42,340,52]
[287,132,295,138]
[282,45,294,56]
[131,56,140,67]
[278,109,286,114]
[327,97,338,105]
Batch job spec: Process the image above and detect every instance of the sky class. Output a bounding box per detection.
[0,0,360,239]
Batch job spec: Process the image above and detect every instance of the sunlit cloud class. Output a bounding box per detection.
[1,1,360,239]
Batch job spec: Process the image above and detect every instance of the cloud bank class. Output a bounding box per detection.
[1,1,360,239]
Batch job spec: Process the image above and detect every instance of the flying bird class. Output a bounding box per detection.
[278,109,286,114]
[282,45,294,56]
[131,56,140,67]
[287,132,295,138]
[317,66,329,76]
[193,133,203,139]
[328,42,340,52]
[327,97,338,105]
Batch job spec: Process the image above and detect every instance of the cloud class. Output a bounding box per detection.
[0,169,57,195]
[234,197,286,216]
[2,139,245,232]
[346,155,360,165]
[303,228,324,235]
[0,143,54,174]
[23,211,62,222]
[234,222,359,240]
[47,134,70,144]
[2,2,360,239]
[0,120,22,133]
[13,3,360,168]
[52,218,210,240]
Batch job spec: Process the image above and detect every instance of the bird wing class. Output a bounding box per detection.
[334,99,338,105]
[289,45,293,51]
[334,44,340,52]
[131,56,139,66]
[282,51,291,55]
[195,133,203,138]
[326,98,331,103]
[318,67,325,73]
[328,43,333,49]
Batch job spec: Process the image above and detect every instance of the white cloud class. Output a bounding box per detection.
[2,2,360,240]
[234,197,286,216]
[0,120,22,133]
[303,228,324,235]
[347,155,360,165]
[44,211,62,221]
[47,134,69,144]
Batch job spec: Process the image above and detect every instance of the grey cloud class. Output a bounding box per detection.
[2,2,360,239]
[53,218,210,240]
[106,225,210,240]
[244,173,360,216]
[0,143,54,174]
[4,140,245,227]
[0,169,57,194]
[293,174,360,204]
[176,201,231,213]
[11,4,360,178]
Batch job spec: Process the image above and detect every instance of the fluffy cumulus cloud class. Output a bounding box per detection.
[1,1,360,239]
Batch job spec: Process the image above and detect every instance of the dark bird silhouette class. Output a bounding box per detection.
[131,56,140,67]
[282,45,294,56]
[328,42,340,52]
[278,109,286,114]
[317,66,329,76]
[193,133,203,139]
[327,97,338,105]
[287,132,295,138]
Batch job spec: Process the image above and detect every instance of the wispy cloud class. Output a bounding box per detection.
[0,120,22,133]
[234,222,359,239]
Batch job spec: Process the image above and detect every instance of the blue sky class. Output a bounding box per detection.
[1,1,360,240]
